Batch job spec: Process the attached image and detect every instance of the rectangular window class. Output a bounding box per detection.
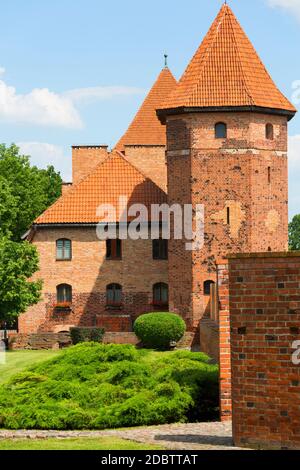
[106,239,122,260]
[268,167,271,184]
[56,239,72,261]
[153,239,168,260]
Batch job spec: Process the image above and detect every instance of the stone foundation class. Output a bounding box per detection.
[9,331,199,351]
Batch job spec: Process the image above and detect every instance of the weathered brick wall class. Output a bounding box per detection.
[10,332,72,350]
[123,145,167,191]
[10,331,197,350]
[224,253,300,449]
[72,145,109,184]
[19,227,168,334]
[199,318,219,362]
[166,111,288,331]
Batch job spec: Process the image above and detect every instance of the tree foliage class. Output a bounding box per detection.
[289,215,300,251]
[0,144,61,323]
[0,237,42,323]
[0,144,62,240]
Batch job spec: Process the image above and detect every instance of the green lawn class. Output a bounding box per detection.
[0,350,61,385]
[0,437,162,450]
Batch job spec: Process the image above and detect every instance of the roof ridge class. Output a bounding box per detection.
[33,152,117,223]
[226,6,254,106]
[180,7,227,107]
[115,67,177,149]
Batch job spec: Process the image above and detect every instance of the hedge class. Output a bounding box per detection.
[134,312,186,350]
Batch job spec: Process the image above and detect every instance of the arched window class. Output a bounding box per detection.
[106,284,122,306]
[153,283,169,306]
[56,284,72,303]
[56,239,72,260]
[266,123,274,140]
[204,280,215,296]
[215,122,227,139]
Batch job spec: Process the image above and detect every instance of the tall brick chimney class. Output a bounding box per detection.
[72,145,109,185]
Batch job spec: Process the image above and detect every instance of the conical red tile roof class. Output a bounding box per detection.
[158,4,296,118]
[116,67,177,150]
[35,152,166,224]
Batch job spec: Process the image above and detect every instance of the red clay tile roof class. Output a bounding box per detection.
[35,152,167,225]
[115,68,177,150]
[158,4,296,116]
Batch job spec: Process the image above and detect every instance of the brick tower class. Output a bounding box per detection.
[157,4,296,330]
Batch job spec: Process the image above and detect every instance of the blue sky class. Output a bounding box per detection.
[0,0,300,217]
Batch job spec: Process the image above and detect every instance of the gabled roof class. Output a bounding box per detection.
[34,152,167,225]
[115,67,177,150]
[158,4,296,118]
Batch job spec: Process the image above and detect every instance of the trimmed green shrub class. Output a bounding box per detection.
[134,312,186,350]
[70,327,105,345]
[0,343,219,430]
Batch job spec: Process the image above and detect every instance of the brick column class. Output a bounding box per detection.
[217,261,232,421]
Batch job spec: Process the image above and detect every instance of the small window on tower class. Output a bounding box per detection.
[268,167,271,184]
[215,122,227,139]
[227,207,230,225]
[266,123,274,140]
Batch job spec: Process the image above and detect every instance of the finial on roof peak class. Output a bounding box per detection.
[164,54,168,69]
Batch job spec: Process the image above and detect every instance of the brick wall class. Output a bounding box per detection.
[72,145,109,184]
[123,145,167,191]
[221,252,300,449]
[19,227,168,334]
[217,262,232,421]
[166,111,288,331]
[199,318,219,362]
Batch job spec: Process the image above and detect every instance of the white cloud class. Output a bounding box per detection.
[64,86,144,104]
[0,68,143,129]
[17,142,72,182]
[268,0,300,21]
[0,80,83,128]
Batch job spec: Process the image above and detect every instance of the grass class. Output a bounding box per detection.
[0,350,61,385]
[0,437,162,450]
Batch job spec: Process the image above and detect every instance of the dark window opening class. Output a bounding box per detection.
[266,123,274,140]
[153,239,168,260]
[56,284,72,303]
[106,239,122,260]
[153,283,169,307]
[268,167,271,184]
[204,280,215,296]
[56,239,72,261]
[227,207,230,225]
[215,122,227,139]
[106,283,122,306]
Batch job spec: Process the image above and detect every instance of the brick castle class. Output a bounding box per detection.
[19,4,296,349]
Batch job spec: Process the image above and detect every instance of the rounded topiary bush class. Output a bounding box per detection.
[134,312,186,350]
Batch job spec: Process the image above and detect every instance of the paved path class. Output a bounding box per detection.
[0,421,247,450]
